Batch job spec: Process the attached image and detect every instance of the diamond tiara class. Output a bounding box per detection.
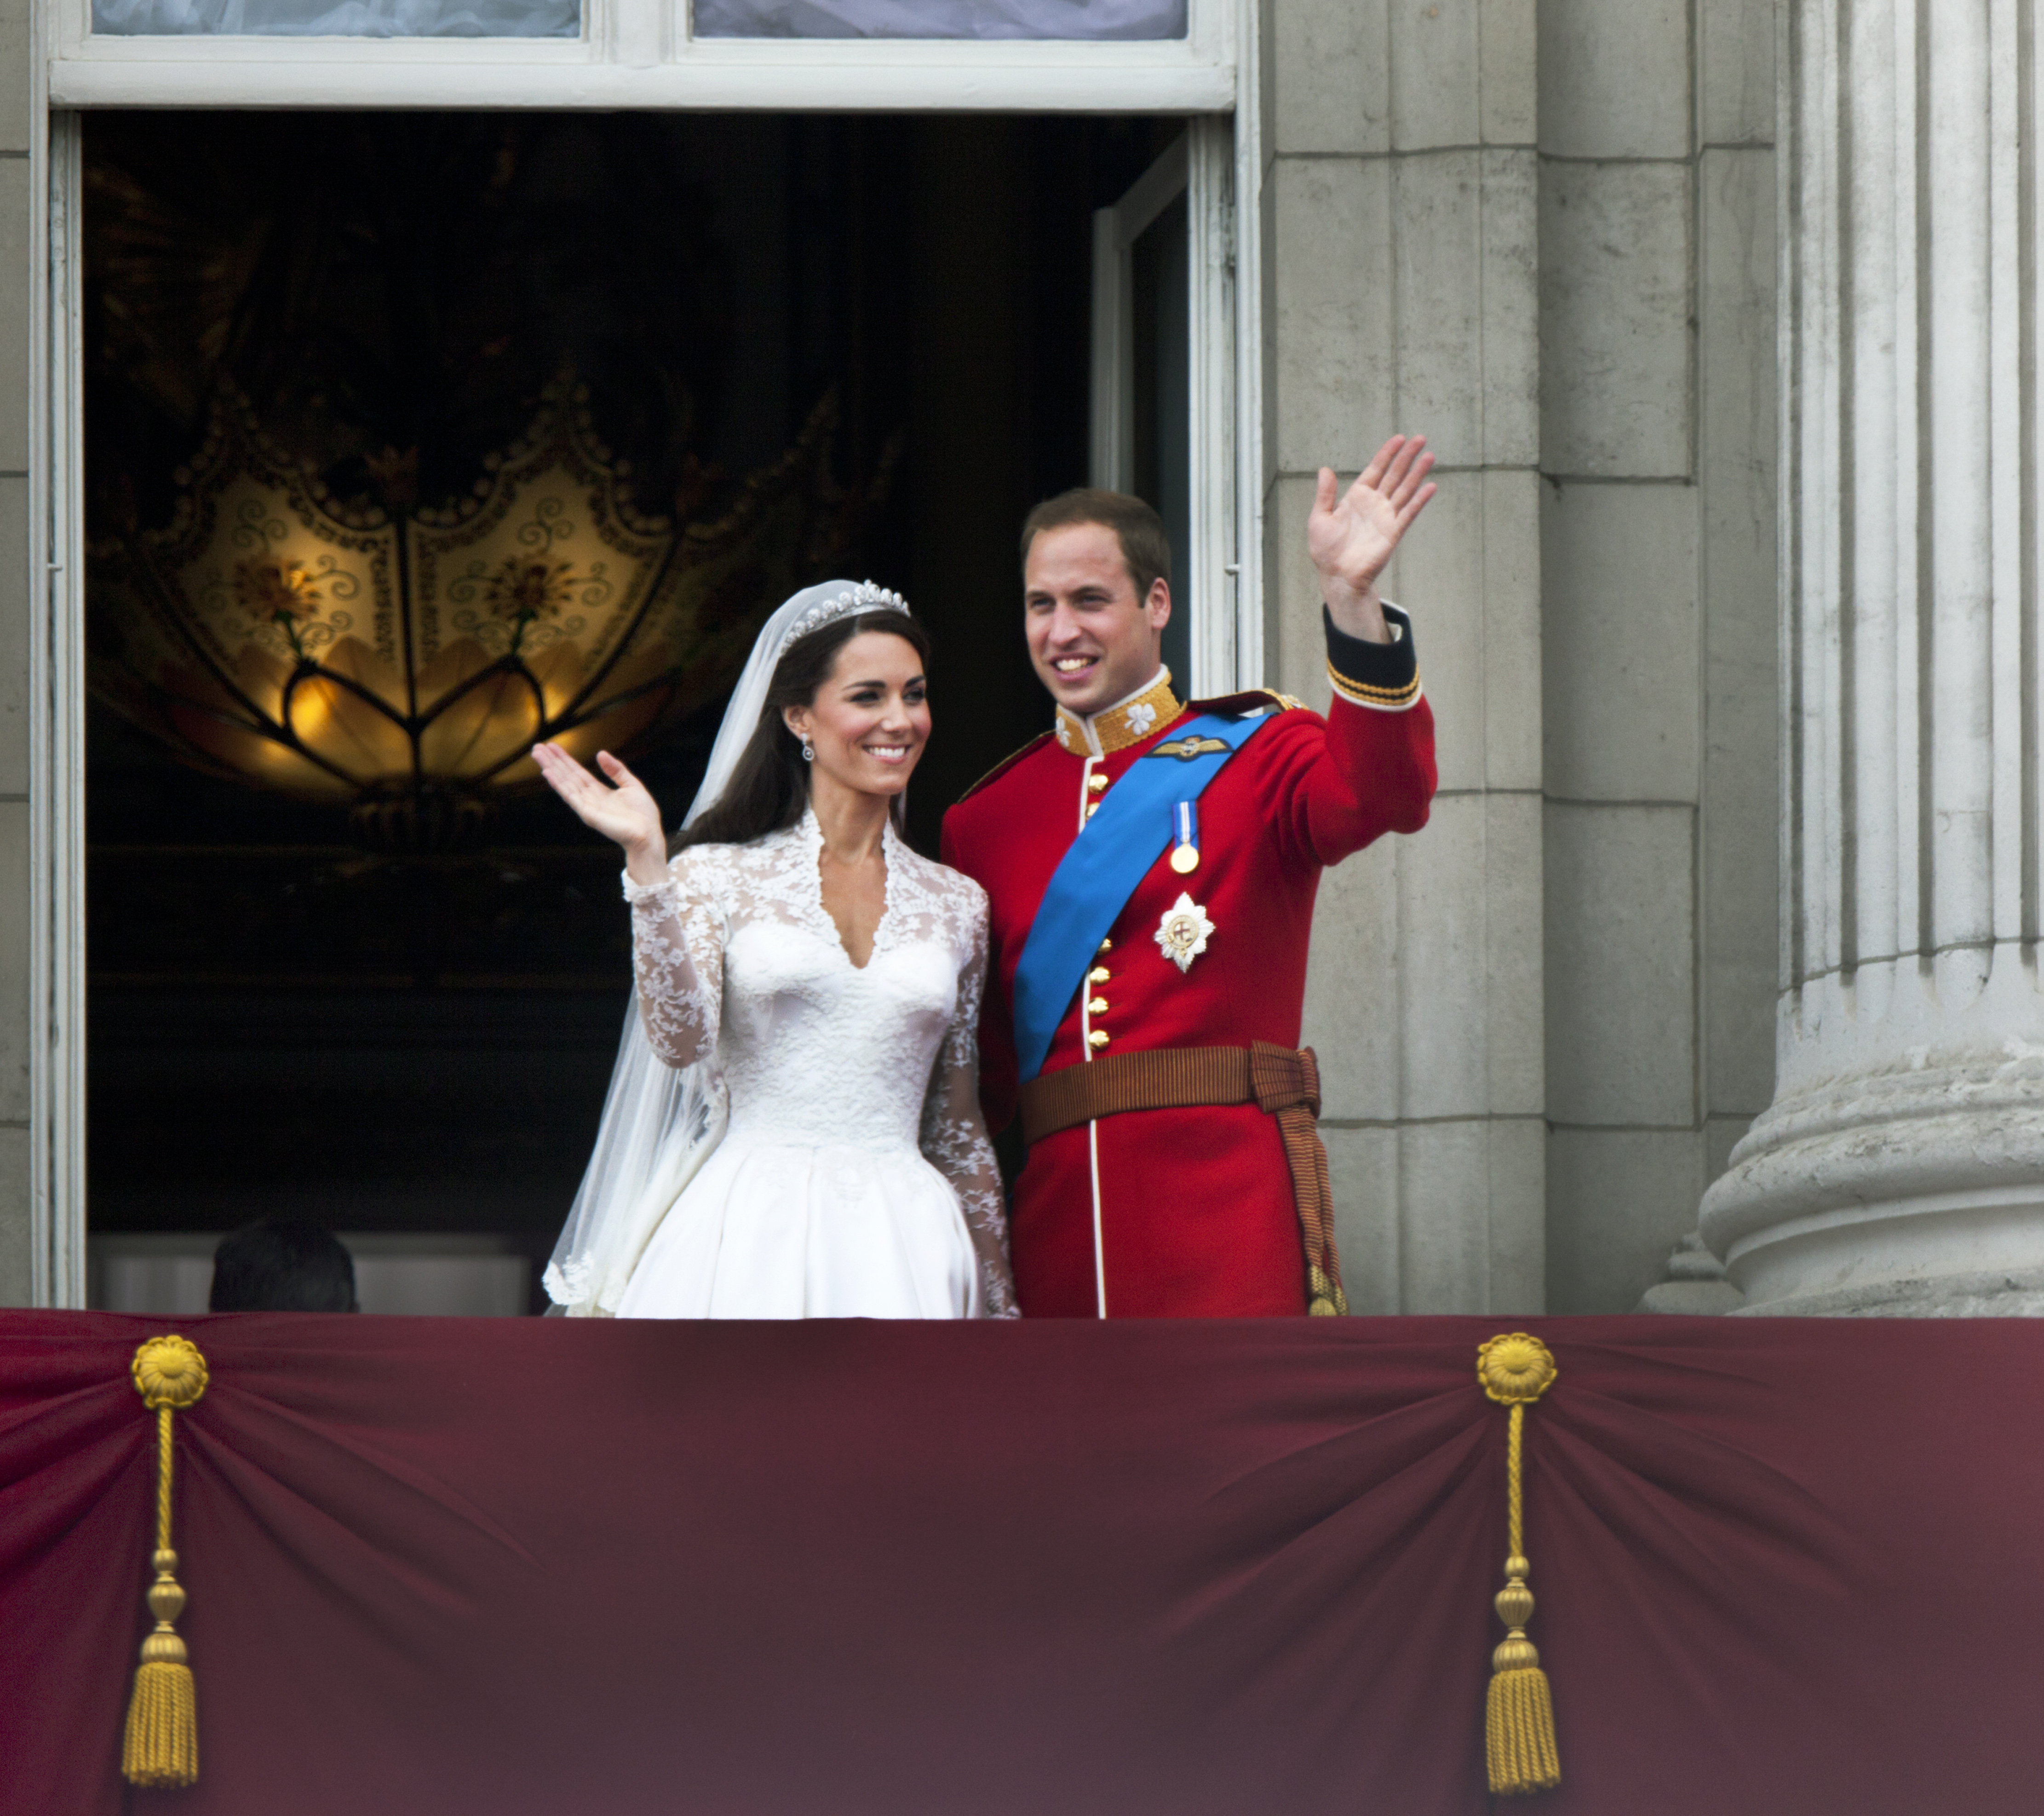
[775,581,910,662]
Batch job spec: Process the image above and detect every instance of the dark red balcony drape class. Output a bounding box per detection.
[0,1311,2030,1816]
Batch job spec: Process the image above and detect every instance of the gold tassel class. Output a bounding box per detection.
[122,1336,209,1789]
[1476,1332,1561,1796]
[1306,1264,1349,1317]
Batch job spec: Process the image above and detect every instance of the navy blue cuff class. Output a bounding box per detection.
[1324,604,1422,711]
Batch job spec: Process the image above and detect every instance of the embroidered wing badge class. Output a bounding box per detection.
[1154,892,1216,974]
[1149,734,1232,762]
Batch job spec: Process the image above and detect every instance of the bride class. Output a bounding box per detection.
[533,580,1016,1319]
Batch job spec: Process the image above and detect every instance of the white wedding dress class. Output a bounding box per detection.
[610,807,1014,1319]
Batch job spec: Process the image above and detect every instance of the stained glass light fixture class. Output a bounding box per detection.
[91,377,861,848]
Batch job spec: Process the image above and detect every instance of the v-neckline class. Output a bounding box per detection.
[802,808,895,972]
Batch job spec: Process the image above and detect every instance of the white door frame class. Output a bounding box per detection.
[1086,113,1257,701]
[1227,0,1263,692]
[27,0,1265,1305]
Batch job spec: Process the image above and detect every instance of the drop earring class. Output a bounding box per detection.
[801,736,815,763]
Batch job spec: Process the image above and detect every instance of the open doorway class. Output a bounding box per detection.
[82,110,1188,1311]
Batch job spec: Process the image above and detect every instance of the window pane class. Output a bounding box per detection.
[92,0,576,35]
[694,0,1185,39]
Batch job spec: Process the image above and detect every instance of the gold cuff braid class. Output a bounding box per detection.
[1326,659,1423,710]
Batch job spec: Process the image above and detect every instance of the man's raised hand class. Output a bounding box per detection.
[1306,434,1438,644]
[532,742,670,884]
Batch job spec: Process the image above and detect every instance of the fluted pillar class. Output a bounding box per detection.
[1700,0,2044,1313]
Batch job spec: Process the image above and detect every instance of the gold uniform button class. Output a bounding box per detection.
[1097,937,1112,953]
[1087,773,1108,792]
[1088,997,1109,1015]
[1087,1029,1110,1049]
[1087,966,1111,984]
[1085,803,1100,819]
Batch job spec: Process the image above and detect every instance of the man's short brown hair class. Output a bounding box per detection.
[1020,489,1172,602]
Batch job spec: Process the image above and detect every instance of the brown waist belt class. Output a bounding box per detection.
[1016,1042,1349,1316]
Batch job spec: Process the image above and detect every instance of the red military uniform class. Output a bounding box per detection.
[940,607,1436,1317]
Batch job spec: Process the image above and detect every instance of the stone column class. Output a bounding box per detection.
[1699,0,2044,1313]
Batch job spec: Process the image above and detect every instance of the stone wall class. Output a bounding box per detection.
[1541,0,1777,1311]
[1266,0,1779,1313]
[0,0,33,1306]
[1266,0,1545,1314]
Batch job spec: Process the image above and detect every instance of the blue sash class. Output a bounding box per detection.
[1011,711,1273,1082]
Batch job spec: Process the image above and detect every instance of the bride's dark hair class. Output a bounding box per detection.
[673,608,930,852]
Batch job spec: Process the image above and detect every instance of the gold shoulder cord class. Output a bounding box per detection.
[123,1335,208,1788]
[1476,1333,1562,1795]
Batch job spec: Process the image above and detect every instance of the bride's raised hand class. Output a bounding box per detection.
[532,743,668,882]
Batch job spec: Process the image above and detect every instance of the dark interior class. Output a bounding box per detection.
[82,110,1182,1297]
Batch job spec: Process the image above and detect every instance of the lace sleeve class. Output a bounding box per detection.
[919,888,1017,1318]
[623,849,725,1070]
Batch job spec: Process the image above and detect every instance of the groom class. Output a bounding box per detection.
[940,436,1439,1318]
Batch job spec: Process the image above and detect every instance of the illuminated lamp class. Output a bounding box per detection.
[89,376,864,850]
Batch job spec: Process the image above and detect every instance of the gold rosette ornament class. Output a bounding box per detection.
[1476,1332,1561,1795]
[123,1335,209,1788]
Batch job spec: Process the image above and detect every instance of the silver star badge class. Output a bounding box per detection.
[1154,891,1216,974]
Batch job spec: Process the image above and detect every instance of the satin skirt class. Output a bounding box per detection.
[614,1130,979,1320]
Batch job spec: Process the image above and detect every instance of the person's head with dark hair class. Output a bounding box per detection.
[208,1219,359,1313]
[1020,488,1172,603]
[1017,489,1174,718]
[674,606,932,853]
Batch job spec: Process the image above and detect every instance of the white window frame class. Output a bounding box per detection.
[48,0,1236,109]
[30,0,1264,1305]
[33,105,89,1311]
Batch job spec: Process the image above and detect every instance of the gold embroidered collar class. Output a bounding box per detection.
[1053,669,1183,759]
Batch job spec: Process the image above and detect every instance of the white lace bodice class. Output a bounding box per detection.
[623,810,1015,1315]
